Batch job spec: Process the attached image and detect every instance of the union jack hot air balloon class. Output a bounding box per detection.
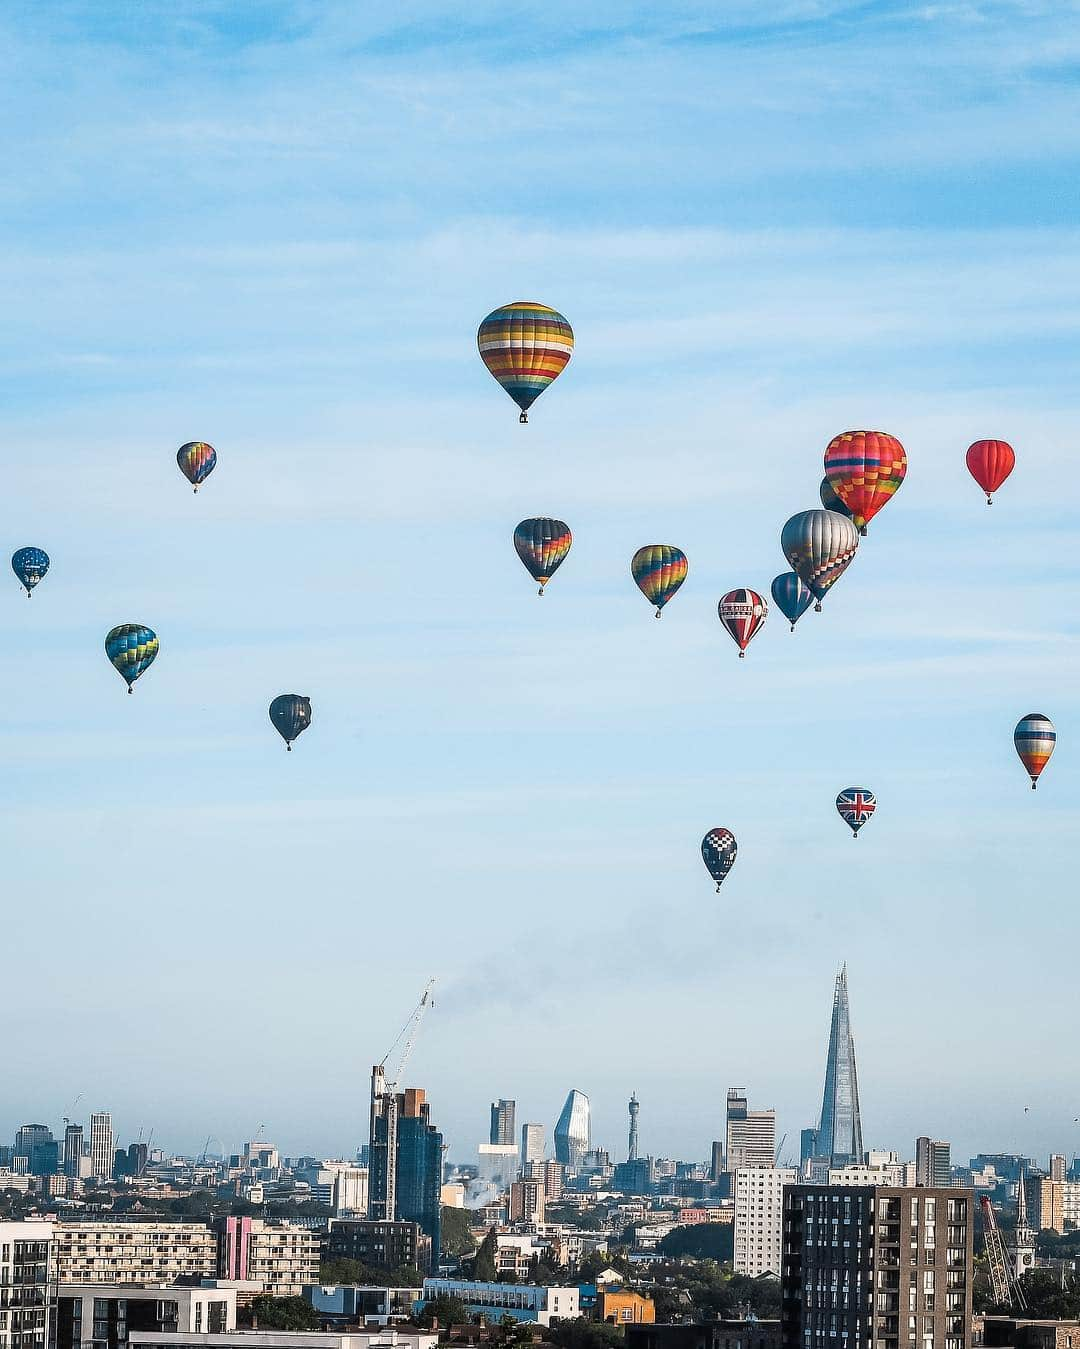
[836,787,876,838]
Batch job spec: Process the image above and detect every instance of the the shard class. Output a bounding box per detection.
[816,964,863,1167]
[554,1089,591,1169]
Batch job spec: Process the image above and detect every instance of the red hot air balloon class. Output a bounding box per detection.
[718,588,767,658]
[966,439,1015,505]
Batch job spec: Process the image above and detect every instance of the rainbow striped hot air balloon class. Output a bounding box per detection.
[177,441,217,492]
[631,545,688,616]
[1014,713,1056,790]
[477,302,573,422]
[823,430,907,535]
[513,518,572,595]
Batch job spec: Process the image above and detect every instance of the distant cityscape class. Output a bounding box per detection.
[3,966,1079,1349]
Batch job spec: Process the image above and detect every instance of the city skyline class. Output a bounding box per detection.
[3,2,1078,1163]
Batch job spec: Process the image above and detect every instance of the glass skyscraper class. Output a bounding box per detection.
[370,1086,442,1266]
[815,965,863,1167]
[554,1089,590,1169]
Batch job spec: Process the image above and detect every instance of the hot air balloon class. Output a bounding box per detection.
[819,477,854,519]
[11,547,49,597]
[823,430,907,534]
[105,624,159,693]
[513,518,572,595]
[780,510,859,611]
[477,302,574,422]
[701,827,737,891]
[1014,713,1055,789]
[269,694,312,751]
[836,787,875,838]
[631,544,688,616]
[966,439,1015,505]
[177,441,217,492]
[770,572,814,632]
[718,588,767,657]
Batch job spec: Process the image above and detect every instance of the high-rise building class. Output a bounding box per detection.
[521,1123,544,1169]
[508,1179,545,1224]
[543,1160,564,1202]
[916,1138,952,1188]
[88,1114,114,1183]
[780,1186,973,1349]
[554,1090,590,1170]
[14,1125,52,1162]
[710,1141,725,1183]
[726,1088,777,1170]
[370,1085,442,1262]
[490,1100,516,1147]
[1050,1154,1067,1183]
[477,1144,520,1197]
[63,1126,84,1180]
[814,966,863,1169]
[0,1221,53,1349]
[628,1094,640,1162]
[733,1167,795,1276]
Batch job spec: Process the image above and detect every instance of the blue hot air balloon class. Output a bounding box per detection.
[770,572,814,632]
[11,547,50,597]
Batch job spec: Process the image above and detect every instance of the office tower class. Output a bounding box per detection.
[369,1085,442,1261]
[543,1159,564,1201]
[1050,1153,1066,1183]
[14,1125,52,1160]
[733,1166,796,1275]
[554,1089,590,1169]
[521,1123,545,1169]
[800,1127,819,1177]
[815,965,863,1168]
[710,1141,724,1183]
[781,1185,973,1349]
[916,1138,952,1188]
[490,1100,516,1146]
[63,1125,83,1180]
[508,1178,546,1224]
[0,1221,53,1349]
[126,1142,148,1177]
[726,1088,777,1169]
[88,1114,113,1182]
[628,1094,640,1162]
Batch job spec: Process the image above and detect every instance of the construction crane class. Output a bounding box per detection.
[774,1133,788,1166]
[981,1195,1027,1310]
[370,978,435,1223]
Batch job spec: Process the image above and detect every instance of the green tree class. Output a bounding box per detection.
[547,1319,625,1349]
[417,1293,471,1328]
[659,1223,734,1263]
[473,1227,498,1281]
[248,1296,321,1331]
[318,1257,423,1288]
[442,1206,478,1258]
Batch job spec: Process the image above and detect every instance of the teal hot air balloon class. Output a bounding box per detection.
[11,547,49,597]
[770,572,814,632]
[105,624,159,693]
[269,694,312,751]
[780,509,860,612]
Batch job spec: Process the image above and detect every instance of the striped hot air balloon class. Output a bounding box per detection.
[177,441,217,491]
[823,430,907,534]
[477,302,574,422]
[780,510,859,611]
[966,439,1015,505]
[718,588,767,657]
[513,518,572,595]
[631,544,688,616]
[1014,713,1055,790]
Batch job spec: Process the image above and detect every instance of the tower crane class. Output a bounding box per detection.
[370,978,435,1223]
[981,1195,1027,1310]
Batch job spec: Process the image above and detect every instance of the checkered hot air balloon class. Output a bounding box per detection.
[477,302,574,423]
[176,441,217,492]
[1014,713,1055,790]
[717,588,767,657]
[836,787,876,838]
[966,439,1015,505]
[631,544,688,617]
[823,430,907,535]
[701,827,737,891]
[105,624,159,693]
[513,518,572,595]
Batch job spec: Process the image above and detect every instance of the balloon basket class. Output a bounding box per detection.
[519,411,528,424]
[738,651,745,659]
[814,602,822,613]
[286,744,292,752]
[537,586,544,597]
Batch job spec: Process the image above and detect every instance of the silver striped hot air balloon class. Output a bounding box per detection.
[780,510,860,612]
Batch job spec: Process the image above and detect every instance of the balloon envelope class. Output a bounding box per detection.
[836,787,876,836]
[780,509,859,607]
[823,430,907,533]
[966,439,1015,503]
[718,588,767,656]
[270,694,312,750]
[701,827,737,890]
[477,302,574,421]
[105,624,159,691]
[1014,712,1055,789]
[513,518,572,593]
[177,441,217,489]
[11,546,49,596]
[819,477,853,519]
[631,544,688,614]
[770,572,814,631]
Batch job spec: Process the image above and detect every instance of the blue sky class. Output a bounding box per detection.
[2,0,1079,1170]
